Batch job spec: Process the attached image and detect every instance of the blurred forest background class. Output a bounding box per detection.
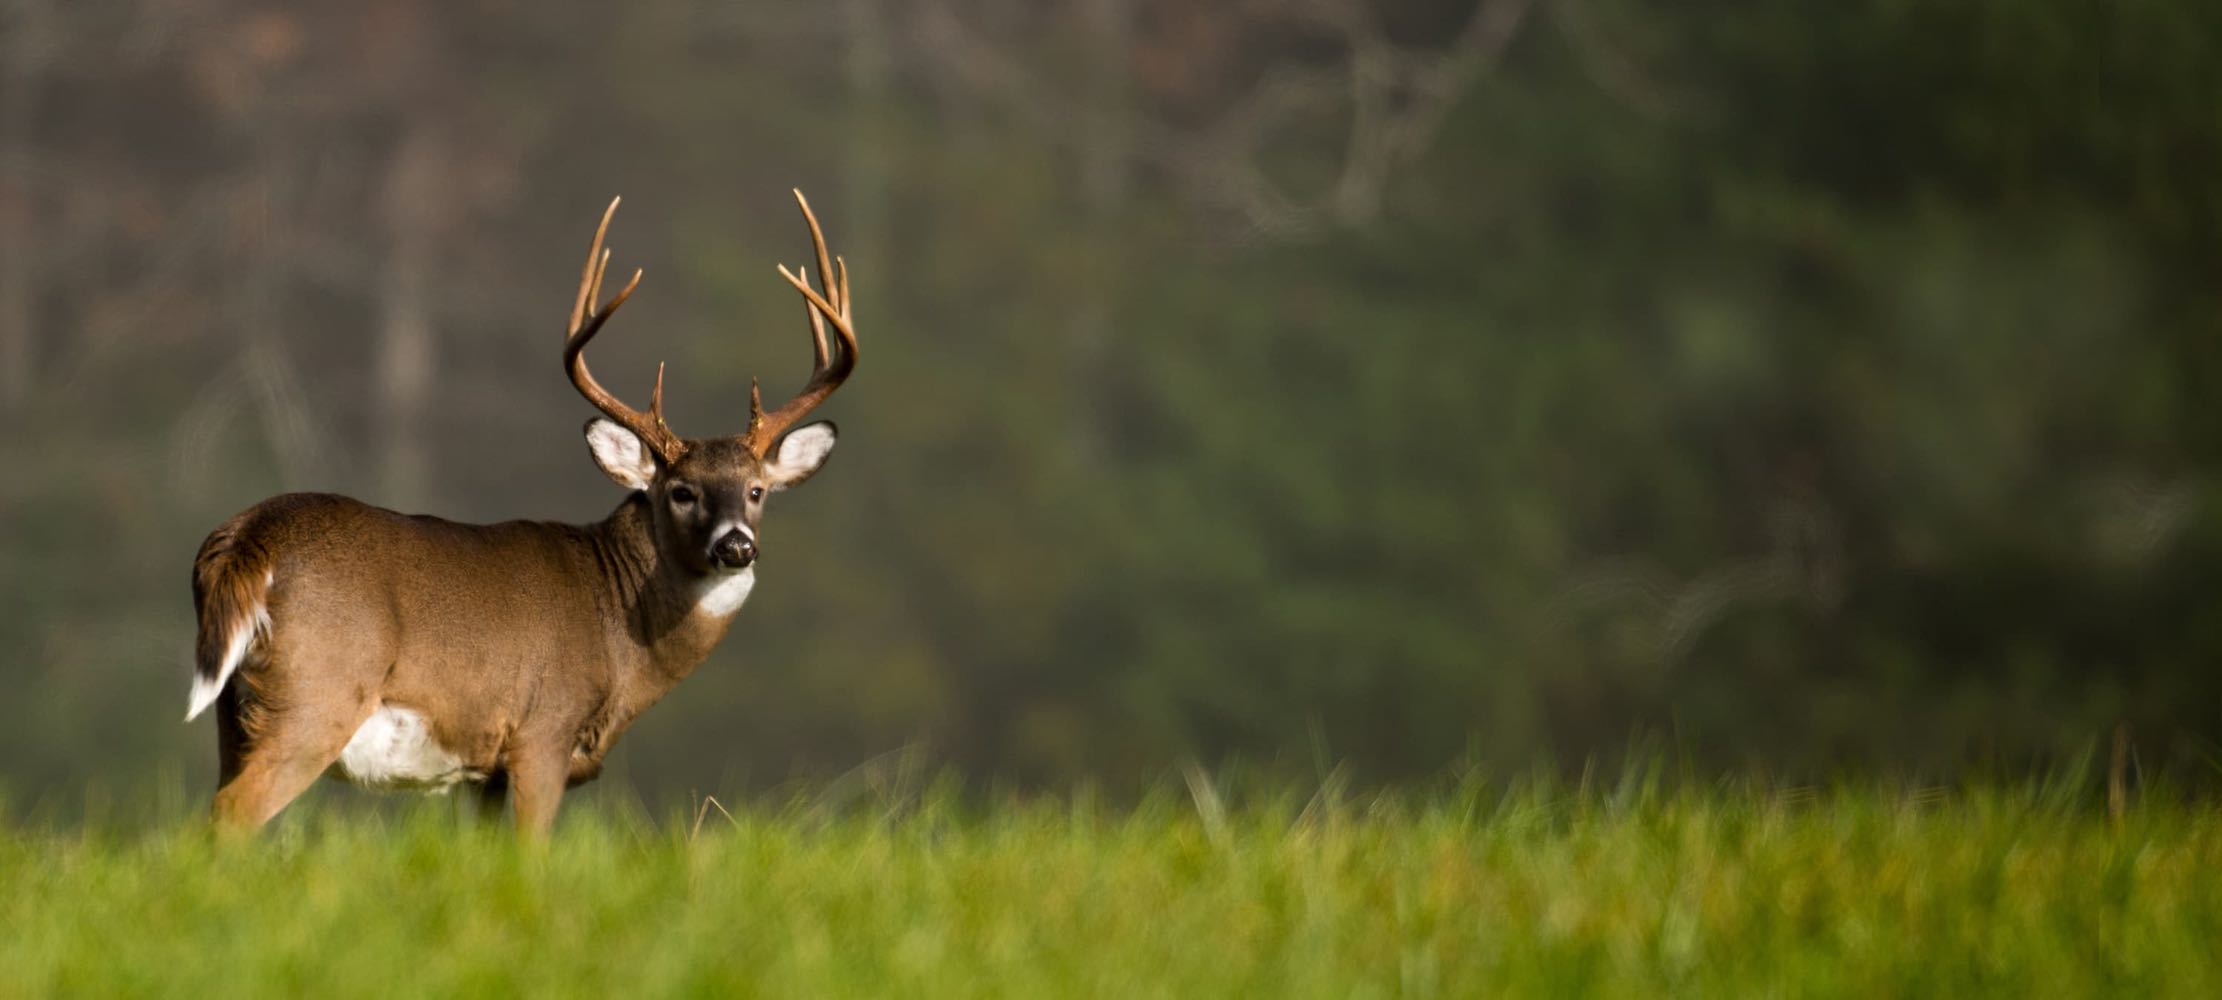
[4,0,2222,808]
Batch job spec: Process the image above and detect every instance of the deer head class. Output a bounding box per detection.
[565,190,858,577]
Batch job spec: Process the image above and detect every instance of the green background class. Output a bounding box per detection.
[3,0,2219,808]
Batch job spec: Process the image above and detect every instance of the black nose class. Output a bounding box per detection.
[711,530,756,569]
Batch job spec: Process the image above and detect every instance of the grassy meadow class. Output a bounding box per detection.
[2,774,2216,998]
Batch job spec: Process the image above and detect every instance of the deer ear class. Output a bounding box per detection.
[584,418,659,491]
[765,421,837,489]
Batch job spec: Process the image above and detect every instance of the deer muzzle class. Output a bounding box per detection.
[711,529,756,569]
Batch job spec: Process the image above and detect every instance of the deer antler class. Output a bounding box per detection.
[740,189,858,457]
[564,197,686,465]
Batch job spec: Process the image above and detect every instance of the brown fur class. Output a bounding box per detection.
[196,486,767,836]
[194,191,855,837]
[190,511,274,694]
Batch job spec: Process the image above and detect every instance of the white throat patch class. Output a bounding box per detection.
[696,567,757,618]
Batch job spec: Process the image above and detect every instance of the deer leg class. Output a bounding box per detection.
[472,771,510,824]
[212,691,376,834]
[212,682,249,790]
[507,753,570,839]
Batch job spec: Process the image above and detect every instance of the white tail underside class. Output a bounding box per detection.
[184,596,270,722]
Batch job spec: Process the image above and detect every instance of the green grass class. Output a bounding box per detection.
[3,778,2217,997]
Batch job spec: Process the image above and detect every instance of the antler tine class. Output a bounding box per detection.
[563,197,686,465]
[799,266,829,369]
[800,189,835,319]
[741,189,860,456]
[777,266,850,338]
[568,200,619,335]
[588,248,611,320]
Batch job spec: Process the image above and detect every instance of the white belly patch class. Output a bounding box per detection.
[335,706,478,791]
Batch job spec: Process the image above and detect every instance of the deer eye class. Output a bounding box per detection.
[748,486,765,502]
[669,485,698,506]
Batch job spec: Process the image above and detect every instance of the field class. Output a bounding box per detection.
[3,777,2217,998]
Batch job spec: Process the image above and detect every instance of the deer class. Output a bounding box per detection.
[183,191,858,836]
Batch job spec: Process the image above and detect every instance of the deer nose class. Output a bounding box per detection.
[711,529,755,569]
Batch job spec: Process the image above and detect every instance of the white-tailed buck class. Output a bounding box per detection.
[185,191,858,835]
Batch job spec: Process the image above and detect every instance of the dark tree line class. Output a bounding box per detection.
[3,0,2221,803]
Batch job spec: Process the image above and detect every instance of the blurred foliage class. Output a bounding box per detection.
[3,0,2222,803]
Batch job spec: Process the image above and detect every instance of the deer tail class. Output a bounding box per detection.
[186,516,274,722]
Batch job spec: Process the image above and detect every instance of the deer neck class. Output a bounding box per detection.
[590,494,750,692]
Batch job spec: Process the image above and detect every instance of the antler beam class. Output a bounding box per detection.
[741,189,859,457]
[563,197,686,465]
